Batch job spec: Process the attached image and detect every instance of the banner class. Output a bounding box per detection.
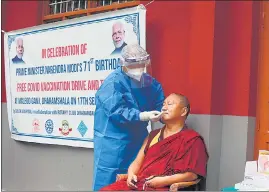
[4,5,146,148]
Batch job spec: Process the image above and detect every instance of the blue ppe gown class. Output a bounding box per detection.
[92,68,165,191]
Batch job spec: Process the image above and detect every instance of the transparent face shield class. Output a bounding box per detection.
[121,55,153,88]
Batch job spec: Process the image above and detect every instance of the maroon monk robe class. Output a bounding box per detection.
[100,126,209,191]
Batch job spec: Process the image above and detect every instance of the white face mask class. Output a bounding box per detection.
[126,68,145,81]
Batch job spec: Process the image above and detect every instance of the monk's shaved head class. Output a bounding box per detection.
[170,93,190,117]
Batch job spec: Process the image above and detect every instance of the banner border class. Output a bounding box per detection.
[6,12,141,143]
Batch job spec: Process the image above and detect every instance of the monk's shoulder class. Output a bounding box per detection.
[149,128,162,138]
[144,128,163,154]
[184,127,201,136]
[181,127,203,141]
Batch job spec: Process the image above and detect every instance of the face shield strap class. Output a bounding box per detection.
[124,55,150,64]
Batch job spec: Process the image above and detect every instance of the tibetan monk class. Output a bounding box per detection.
[100,93,209,191]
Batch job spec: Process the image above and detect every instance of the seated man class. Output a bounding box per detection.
[100,93,209,191]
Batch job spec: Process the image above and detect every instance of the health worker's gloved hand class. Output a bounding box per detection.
[139,111,163,122]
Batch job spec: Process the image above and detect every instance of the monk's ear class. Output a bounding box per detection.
[181,107,188,117]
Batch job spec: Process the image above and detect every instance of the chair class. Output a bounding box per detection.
[116,174,202,191]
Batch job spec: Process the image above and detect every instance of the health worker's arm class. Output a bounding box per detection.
[96,81,141,124]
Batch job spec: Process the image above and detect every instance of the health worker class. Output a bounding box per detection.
[93,44,165,190]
